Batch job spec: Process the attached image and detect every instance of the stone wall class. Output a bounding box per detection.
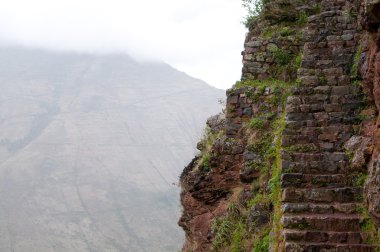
[242,36,302,81]
[179,0,380,250]
[179,84,287,251]
[279,0,379,250]
[241,0,324,82]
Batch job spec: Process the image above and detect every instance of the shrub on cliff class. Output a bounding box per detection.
[242,0,265,28]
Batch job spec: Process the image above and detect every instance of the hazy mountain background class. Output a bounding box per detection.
[0,47,224,252]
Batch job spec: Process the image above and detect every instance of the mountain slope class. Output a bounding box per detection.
[0,47,224,252]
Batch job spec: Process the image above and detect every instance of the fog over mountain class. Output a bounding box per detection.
[0,47,224,252]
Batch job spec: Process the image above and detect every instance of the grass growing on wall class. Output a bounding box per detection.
[270,113,286,251]
[209,77,294,251]
[197,127,224,173]
[233,78,289,90]
[242,0,266,28]
[351,45,362,80]
[356,206,380,246]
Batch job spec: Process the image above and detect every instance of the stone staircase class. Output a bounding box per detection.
[280,0,379,251]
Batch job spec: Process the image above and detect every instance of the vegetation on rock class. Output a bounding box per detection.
[179,0,380,251]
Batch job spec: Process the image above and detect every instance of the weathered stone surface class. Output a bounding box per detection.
[247,203,271,231]
[279,0,378,250]
[180,0,380,250]
[206,113,226,134]
[179,84,279,251]
[360,0,380,231]
[240,164,260,183]
[365,155,380,225]
[345,136,373,169]
[281,214,362,232]
[364,0,380,30]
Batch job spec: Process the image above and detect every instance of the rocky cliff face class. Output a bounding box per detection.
[361,0,380,228]
[179,0,380,251]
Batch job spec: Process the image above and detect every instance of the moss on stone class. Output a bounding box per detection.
[360,209,380,245]
[351,45,362,80]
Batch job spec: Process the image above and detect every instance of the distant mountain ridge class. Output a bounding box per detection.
[0,47,224,252]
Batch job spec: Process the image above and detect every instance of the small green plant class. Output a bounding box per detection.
[319,75,327,85]
[252,229,270,252]
[352,173,368,187]
[294,29,303,41]
[351,80,361,86]
[293,53,302,69]
[196,126,225,173]
[211,212,246,250]
[283,167,294,173]
[356,113,371,122]
[261,25,297,39]
[247,134,272,154]
[251,179,261,193]
[360,217,380,244]
[351,45,362,79]
[343,8,358,19]
[296,11,308,25]
[231,222,245,252]
[199,153,210,172]
[242,0,264,28]
[212,217,233,248]
[245,90,254,98]
[233,78,289,91]
[270,48,293,66]
[279,27,293,37]
[354,204,365,214]
[227,203,240,217]
[345,150,354,161]
[261,27,276,38]
[250,117,265,129]
[248,193,271,207]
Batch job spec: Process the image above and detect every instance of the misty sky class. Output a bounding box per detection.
[0,0,246,89]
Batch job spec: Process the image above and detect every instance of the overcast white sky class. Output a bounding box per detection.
[0,0,246,89]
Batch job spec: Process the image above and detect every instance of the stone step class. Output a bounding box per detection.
[284,242,377,252]
[285,118,359,129]
[282,187,362,203]
[284,143,344,153]
[282,152,347,162]
[281,202,360,215]
[281,173,348,188]
[281,214,361,232]
[283,125,352,136]
[285,112,361,124]
[282,135,352,148]
[287,94,364,105]
[286,111,361,123]
[288,93,363,104]
[283,230,364,244]
[289,85,361,96]
[282,160,348,174]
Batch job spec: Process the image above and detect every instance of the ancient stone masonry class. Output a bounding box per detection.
[242,0,322,82]
[179,85,286,251]
[179,0,380,251]
[280,0,379,251]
